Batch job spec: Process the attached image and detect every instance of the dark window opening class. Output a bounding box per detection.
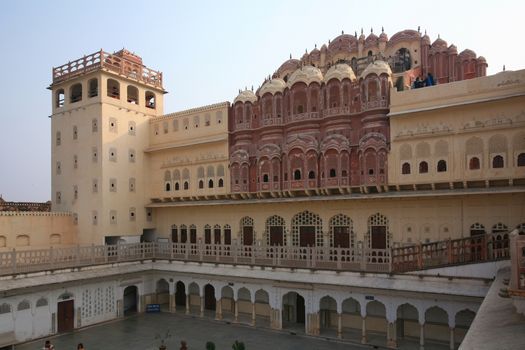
[469,157,480,170]
[199,180,204,189]
[402,162,411,174]
[492,155,504,168]
[329,168,336,178]
[419,161,428,174]
[308,171,315,179]
[437,160,447,172]
[70,83,82,103]
[294,169,301,180]
[263,174,269,183]
[145,91,156,109]
[183,181,189,190]
[518,153,525,167]
[56,89,65,107]
[107,79,120,99]
[88,78,98,97]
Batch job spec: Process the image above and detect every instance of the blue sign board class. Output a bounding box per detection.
[146,304,161,313]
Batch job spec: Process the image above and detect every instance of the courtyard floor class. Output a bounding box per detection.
[15,312,449,350]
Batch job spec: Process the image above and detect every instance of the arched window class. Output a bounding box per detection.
[518,153,525,167]
[183,181,189,190]
[394,48,411,72]
[70,83,82,103]
[218,178,224,187]
[171,225,178,242]
[308,170,315,179]
[175,182,180,191]
[492,155,504,168]
[56,89,65,107]
[419,161,428,174]
[145,91,156,109]
[469,157,480,170]
[17,300,30,311]
[437,160,447,172]
[36,298,48,307]
[470,223,485,236]
[329,214,354,248]
[127,85,139,104]
[88,78,98,97]
[329,168,336,178]
[368,213,390,252]
[165,183,171,191]
[107,79,120,99]
[240,216,255,245]
[0,303,11,314]
[263,174,269,183]
[291,210,323,247]
[208,179,214,188]
[199,180,204,189]
[265,215,286,246]
[294,169,301,180]
[401,162,411,175]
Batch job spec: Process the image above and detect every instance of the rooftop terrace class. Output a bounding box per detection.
[51,49,163,89]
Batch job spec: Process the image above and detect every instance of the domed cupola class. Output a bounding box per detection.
[379,27,388,43]
[448,44,458,55]
[258,78,286,97]
[324,63,357,83]
[360,60,392,79]
[421,30,431,45]
[459,49,477,60]
[431,35,448,51]
[287,65,324,87]
[233,89,257,104]
[328,31,358,53]
[365,28,379,49]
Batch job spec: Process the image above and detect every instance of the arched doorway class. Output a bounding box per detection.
[424,306,449,343]
[204,284,216,311]
[221,286,235,320]
[319,296,337,335]
[123,286,138,316]
[237,287,251,324]
[175,281,186,308]
[188,283,200,315]
[282,292,305,331]
[455,309,476,346]
[366,300,387,346]
[341,298,361,341]
[57,293,74,333]
[254,289,270,327]
[156,279,169,310]
[396,303,419,345]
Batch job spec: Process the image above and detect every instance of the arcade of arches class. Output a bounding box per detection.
[144,275,477,349]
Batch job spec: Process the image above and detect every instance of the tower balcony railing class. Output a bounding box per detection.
[0,232,512,277]
[52,50,163,88]
[361,99,388,110]
[285,112,319,123]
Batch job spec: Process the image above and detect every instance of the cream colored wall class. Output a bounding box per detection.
[152,193,524,244]
[51,70,164,244]
[389,69,525,186]
[0,212,77,251]
[146,103,230,200]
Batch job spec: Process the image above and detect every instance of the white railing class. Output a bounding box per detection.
[0,242,390,276]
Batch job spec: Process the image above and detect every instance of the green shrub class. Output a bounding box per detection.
[232,340,245,350]
[206,341,216,350]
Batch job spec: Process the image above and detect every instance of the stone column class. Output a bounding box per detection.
[420,323,425,350]
[139,295,145,313]
[234,300,239,323]
[215,298,222,320]
[185,295,190,315]
[117,299,123,318]
[169,294,176,313]
[449,327,455,350]
[270,308,282,330]
[387,322,397,348]
[337,313,342,339]
[200,296,204,317]
[361,316,367,344]
[251,302,256,326]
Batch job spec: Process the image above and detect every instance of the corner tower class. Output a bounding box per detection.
[50,49,165,244]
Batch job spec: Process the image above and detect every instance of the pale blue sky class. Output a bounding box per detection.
[0,0,523,201]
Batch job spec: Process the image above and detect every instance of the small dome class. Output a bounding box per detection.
[309,47,321,61]
[379,31,388,42]
[328,33,358,53]
[431,37,448,51]
[287,66,323,87]
[258,78,286,96]
[459,49,477,59]
[324,64,356,83]
[360,60,392,79]
[421,33,430,45]
[388,29,420,46]
[478,56,487,63]
[365,32,378,49]
[234,89,257,104]
[276,58,301,78]
[448,44,458,54]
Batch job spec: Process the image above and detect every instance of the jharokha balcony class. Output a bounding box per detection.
[0,232,513,277]
[51,49,163,88]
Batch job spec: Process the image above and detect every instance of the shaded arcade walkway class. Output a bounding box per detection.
[16,313,370,350]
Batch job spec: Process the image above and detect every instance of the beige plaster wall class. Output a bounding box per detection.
[152,192,525,245]
[0,212,77,251]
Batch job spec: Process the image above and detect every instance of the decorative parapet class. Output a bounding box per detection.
[51,49,163,89]
[0,211,73,217]
[0,200,51,212]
